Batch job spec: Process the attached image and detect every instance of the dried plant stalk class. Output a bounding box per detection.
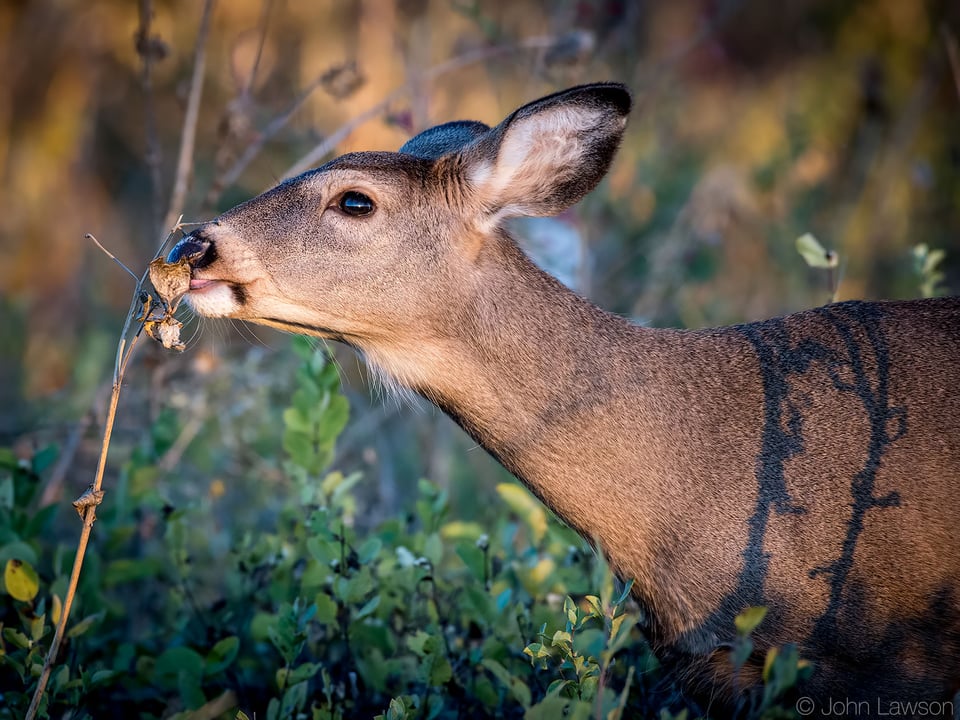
[25,228,183,720]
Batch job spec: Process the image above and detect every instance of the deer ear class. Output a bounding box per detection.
[461,83,631,223]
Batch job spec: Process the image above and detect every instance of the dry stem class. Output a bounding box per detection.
[137,0,165,239]
[944,25,960,103]
[162,0,216,232]
[25,225,181,720]
[25,327,140,720]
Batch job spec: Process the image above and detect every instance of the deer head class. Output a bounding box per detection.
[170,84,630,388]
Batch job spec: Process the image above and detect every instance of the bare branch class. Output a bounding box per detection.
[24,333,138,720]
[85,233,139,282]
[26,214,185,719]
[163,0,216,232]
[136,0,165,239]
[206,70,328,206]
[943,25,960,103]
[243,0,274,98]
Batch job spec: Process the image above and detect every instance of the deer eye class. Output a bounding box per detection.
[338,191,375,217]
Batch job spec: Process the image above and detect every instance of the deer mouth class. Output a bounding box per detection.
[188,277,224,292]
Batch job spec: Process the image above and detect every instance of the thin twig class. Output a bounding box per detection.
[242,0,274,98]
[39,382,109,506]
[25,334,141,720]
[163,0,216,232]
[943,25,960,103]
[157,403,205,473]
[25,222,182,720]
[85,233,139,283]
[206,70,329,206]
[190,689,239,720]
[137,0,165,239]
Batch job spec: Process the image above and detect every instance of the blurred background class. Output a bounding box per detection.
[1,0,959,528]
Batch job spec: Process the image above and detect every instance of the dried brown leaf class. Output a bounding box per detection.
[148,256,192,307]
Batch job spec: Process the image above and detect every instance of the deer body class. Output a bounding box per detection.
[169,84,960,704]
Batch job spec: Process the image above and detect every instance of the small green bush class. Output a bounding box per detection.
[0,339,803,718]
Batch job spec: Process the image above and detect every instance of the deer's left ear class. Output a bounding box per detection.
[460,83,631,223]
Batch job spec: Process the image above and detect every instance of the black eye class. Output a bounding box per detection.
[338,191,375,217]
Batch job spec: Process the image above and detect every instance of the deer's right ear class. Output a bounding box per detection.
[460,83,631,225]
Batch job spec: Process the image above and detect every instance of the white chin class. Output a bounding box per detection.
[185,284,240,318]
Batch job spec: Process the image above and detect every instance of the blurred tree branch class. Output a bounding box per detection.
[136,0,168,240]
[943,25,960,102]
[163,0,216,233]
[282,33,588,180]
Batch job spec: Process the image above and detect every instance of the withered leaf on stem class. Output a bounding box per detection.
[142,257,191,352]
[72,485,105,519]
[145,314,187,352]
[148,256,192,307]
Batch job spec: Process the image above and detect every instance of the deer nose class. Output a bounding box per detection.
[167,232,213,268]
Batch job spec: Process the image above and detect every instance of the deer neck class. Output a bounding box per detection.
[360,234,658,544]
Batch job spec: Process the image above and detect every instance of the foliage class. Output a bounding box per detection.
[912,244,948,298]
[0,340,807,719]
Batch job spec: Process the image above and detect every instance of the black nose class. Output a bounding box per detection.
[167,232,213,267]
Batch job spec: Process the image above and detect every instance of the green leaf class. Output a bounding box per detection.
[104,558,164,586]
[495,483,547,545]
[429,655,452,687]
[67,610,105,639]
[154,646,205,689]
[612,579,635,606]
[358,537,382,564]
[179,669,206,710]
[3,626,31,649]
[282,406,311,433]
[384,697,409,720]
[795,233,838,269]
[584,595,603,619]
[277,662,322,687]
[731,637,753,669]
[28,612,45,642]
[354,594,381,620]
[306,536,338,566]
[51,593,62,625]
[455,543,485,582]
[734,606,768,636]
[90,669,119,686]
[407,630,435,657]
[0,542,39,572]
[440,520,485,541]
[423,533,443,567]
[205,636,240,675]
[314,592,339,624]
[481,658,531,708]
[0,448,17,469]
[4,558,40,601]
[317,395,350,443]
[31,445,58,476]
[0,474,13,509]
[24,503,59,538]
[281,680,308,716]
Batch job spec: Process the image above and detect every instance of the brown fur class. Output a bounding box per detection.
[168,84,960,707]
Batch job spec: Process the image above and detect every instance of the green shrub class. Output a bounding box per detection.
[0,339,803,719]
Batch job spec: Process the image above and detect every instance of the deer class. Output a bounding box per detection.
[167,83,960,708]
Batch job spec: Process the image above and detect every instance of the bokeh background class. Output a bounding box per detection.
[2,0,959,528]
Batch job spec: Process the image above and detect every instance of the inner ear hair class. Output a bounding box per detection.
[463,83,632,222]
